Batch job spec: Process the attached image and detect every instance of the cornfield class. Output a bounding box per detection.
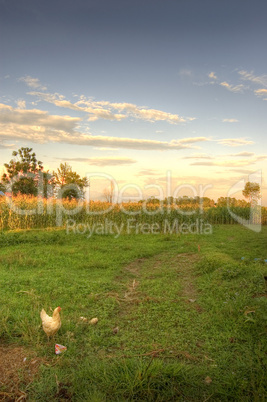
[0,194,266,232]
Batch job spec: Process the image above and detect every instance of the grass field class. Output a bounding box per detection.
[0,225,267,401]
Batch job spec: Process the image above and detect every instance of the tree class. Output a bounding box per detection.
[12,176,38,196]
[53,163,89,200]
[0,147,52,196]
[103,181,115,203]
[242,182,261,206]
[2,147,43,180]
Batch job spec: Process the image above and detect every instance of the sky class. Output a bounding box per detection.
[0,0,267,204]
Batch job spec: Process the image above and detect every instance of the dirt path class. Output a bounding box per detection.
[116,252,202,315]
[108,252,204,360]
[168,253,203,312]
[0,345,42,401]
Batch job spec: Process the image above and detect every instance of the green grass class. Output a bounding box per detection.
[0,225,267,401]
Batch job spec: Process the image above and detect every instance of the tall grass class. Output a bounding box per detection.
[0,194,266,231]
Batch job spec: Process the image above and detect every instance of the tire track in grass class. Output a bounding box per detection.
[172,253,203,313]
[111,252,206,361]
[122,253,202,310]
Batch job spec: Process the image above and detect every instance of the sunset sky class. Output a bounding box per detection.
[0,0,267,204]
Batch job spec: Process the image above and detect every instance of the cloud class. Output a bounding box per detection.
[255,155,267,161]
[220,81,244,93]
[254,88,267,100]
[218,138,254,147]
[190,153,267,168]
[19,76,47,91]
[228,168,255,174]
[28,92,192,124]
[254,89,267,95]
[179,69,193,77]
[124,106,185,123]
[93,147,119,151]
[0,103,203,151]
[222,118,239,123]
[0,142,14,149]
[138,169,159,176]
[183,153,213,160]
[16,99,26,109]
[88,157,137,166]
[230,152,255,157]
[27,92,85,112]
[190,159,255,168]
[238,70,267,87]
[0,102,80,131]
[65,135,197,151]
[0,102,82,143]
[58,157,137,166]
[177,137,209,144]
[208,72,217,80]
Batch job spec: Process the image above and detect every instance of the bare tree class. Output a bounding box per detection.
[103,181,115,203]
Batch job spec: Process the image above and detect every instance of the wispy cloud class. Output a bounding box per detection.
[58,157,137,166]
[69,136,199,151]
[218,138,254,147]
[0,142,14,149]
[254,88,267,100]
[183,153,213,160]
[255,155,267,161]
[179,69,193,77]
[177,137,209,144]
[230,151,255,157]
[88,157,136,166]
[229,153,267,162]
[138,169,159,176]
[222,118,239,123]
[19,76,47,91]
[220,81,244,93]
[27,91,192,124]
[208,71,217,80]
[16,99,26,109]
[238,70,267,87]
[237,71,267,101]
[189,152,267,168]
[254,88,267,95]
[190,159,255,168]
[228,168,255,174]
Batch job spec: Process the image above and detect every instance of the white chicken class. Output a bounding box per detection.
[40,306,61,339]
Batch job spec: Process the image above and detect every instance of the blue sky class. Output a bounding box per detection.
[0,0,267,203]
